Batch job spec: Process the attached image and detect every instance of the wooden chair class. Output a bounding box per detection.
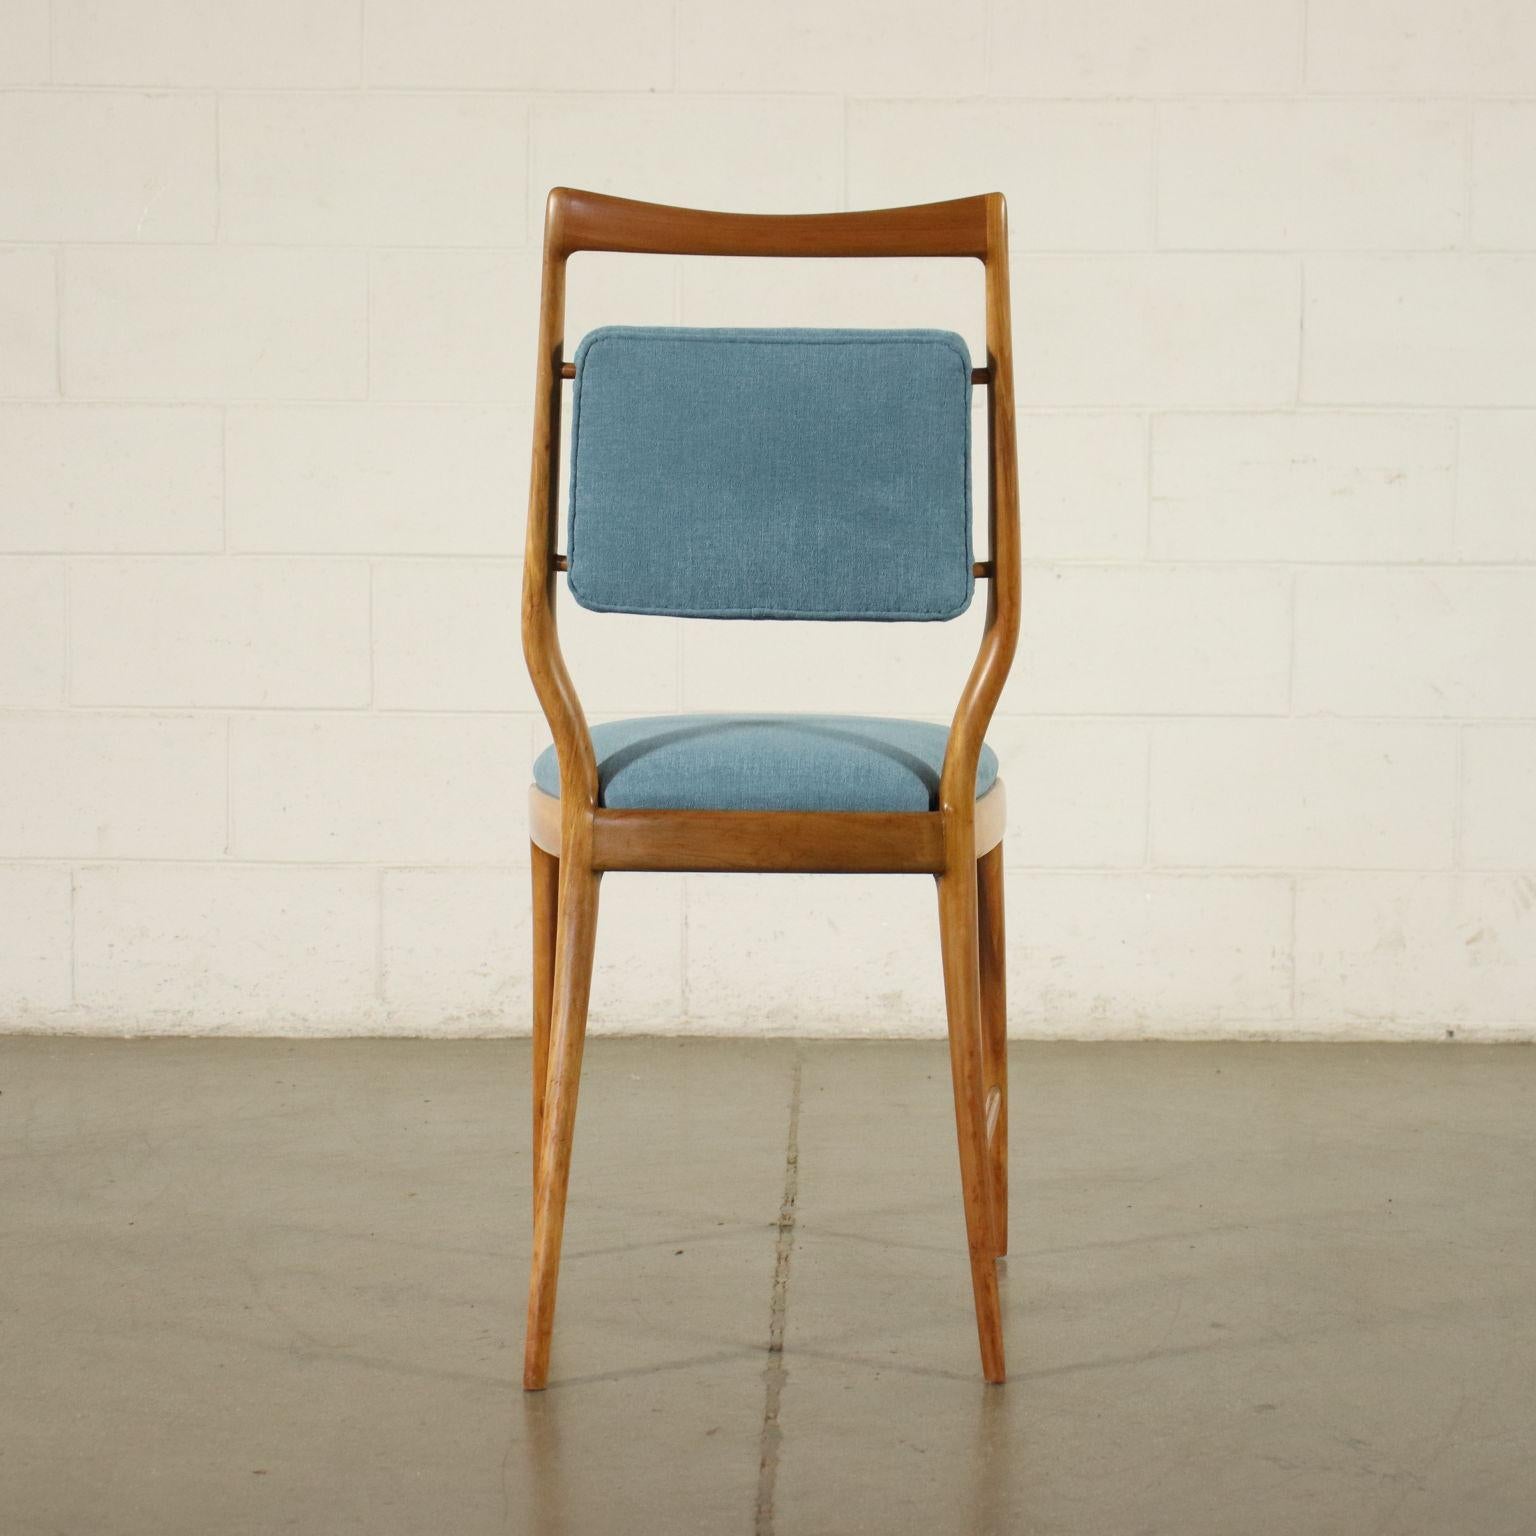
[521,187,1019,1389]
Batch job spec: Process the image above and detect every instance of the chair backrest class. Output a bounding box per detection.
[523,188,1019,816]
[566,325,974,621]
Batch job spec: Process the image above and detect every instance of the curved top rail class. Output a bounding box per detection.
[547,187,995,260]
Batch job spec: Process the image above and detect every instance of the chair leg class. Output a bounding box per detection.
[523,862,602,1392]
[530,842,559,1203]
[936,862,1006,1384]
[976,843,1008,1258]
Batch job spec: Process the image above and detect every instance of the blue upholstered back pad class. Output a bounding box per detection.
[567,327,974,621]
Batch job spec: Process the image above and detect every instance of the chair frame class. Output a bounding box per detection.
[521,187,1020,1389]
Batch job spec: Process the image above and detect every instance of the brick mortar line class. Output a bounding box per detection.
[0,701,1522,712]
[16,555,1536,569]
[12,860,1536,882]
[8,398,1536,413]
[0,709,1526,725]
[10,85,1536,101]
[22,243,1536,257]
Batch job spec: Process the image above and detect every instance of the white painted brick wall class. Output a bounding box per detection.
[2,0,1534,1041]
[1017,256,1302,406]
[63,247,369,399]
[0,92,217,243]
[1294,570,1536,718]
[1148,721,1457,869]
[73,864,379,1025]
[1461,729,1536,869]
[1304,0,1536,95]
[1013,873,1295,1033]
[1019,567,1292,716]
[1151,414,1457,562]
[1471,105,1536,249]
[224,406,521,554]
[1295,874,1536,1035]
[1018,414,1147,559]
[0,406,223,552]
[51,0,364,88]
[227,714,531,864]
[1304,257,1536,405]
[989,0,1300,95]
[2,3,50,84]
[0,246,58,395]
[1458,414,1536,559]
[0,560,66,705]
[365,0,674,92]
[70,558,371,707]
[1157,102,1465,251]
[366,251,532,403]
[218,94,527,247]
[0,865,71,1013]
[0,714,226,858]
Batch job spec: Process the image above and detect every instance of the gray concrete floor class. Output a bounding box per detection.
[2,1039,1534,1536]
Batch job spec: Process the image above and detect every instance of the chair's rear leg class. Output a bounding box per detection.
[523,863,602,1392]
[936,863,1006,1384]
[530,842,560,1202]
[976,843,1008,1257]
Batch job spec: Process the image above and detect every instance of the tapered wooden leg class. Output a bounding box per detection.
[523,863,602,1392]
[977,843,1008,1257]
[936,861,1006,1384]
[530,842,559,1201]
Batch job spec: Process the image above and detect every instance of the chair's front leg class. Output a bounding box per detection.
[936,854,1006,1384]
[976,843,1007,1257]
[530,842,560,1202]
[523,858,602,1391]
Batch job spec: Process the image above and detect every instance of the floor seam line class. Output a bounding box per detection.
[754,1049,803,1536]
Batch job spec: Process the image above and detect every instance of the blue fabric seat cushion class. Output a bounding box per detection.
[533,714,999,814]
[567,327,974,621]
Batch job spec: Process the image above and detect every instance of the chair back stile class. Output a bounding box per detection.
[941,196,1020,830]
[521,241,597,825]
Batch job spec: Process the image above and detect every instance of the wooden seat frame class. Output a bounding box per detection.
[521,187,1020,1388]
